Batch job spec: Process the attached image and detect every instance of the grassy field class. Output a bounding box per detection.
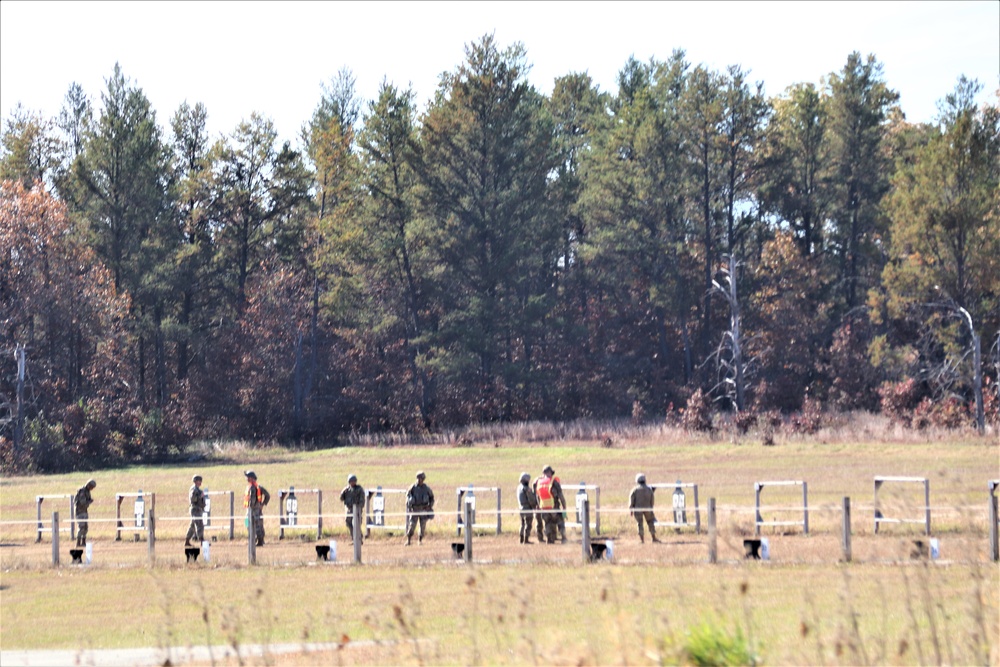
[1,430,998,665]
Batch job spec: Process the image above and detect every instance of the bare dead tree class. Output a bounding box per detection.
[708,254,756,412]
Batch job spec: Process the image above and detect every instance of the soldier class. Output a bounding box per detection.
[405,471,434,545]
[243,470,270,547]
[339,474,366,541]
[629,473,660,543]
[74,479,96,547]
[185,475,206,547]
[533,466,566,544]
[517,472,538,544]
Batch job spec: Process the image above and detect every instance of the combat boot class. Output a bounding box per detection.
[651,529,661,543]
[639,533,645,543]
[406,535,411,546]
[418,534,423,544]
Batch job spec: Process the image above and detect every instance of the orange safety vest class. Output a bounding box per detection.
[244,483,263,508]
[537,476,555,509]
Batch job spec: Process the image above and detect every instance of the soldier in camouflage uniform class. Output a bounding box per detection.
[185,474,206,546]
[517,472,538,544]
[339,474,366,541]
[74,479,96,547]
[405,471,434,545]
[243,470,270,546]
[628,473,660,543]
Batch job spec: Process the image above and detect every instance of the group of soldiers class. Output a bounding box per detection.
[73,466,664,547]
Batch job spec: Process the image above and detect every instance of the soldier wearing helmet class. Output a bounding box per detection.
[405,471,435,545]
[243,470,270,546]
[185,474,206,546]
[74,479,97,547]
[517,472,538,544]
[629,473,660,543]
[533,465,566,544]
[339,473,366,541]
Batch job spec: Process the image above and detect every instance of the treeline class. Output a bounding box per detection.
[1,36,998,470]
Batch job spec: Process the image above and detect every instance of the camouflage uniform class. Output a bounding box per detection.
[517,472,538,544]
[405,472,434,544]
[339,475,366,540]
[629,474,659,543]
[185,475,206,545]
[244,471,270,546]
[74,480,96,547]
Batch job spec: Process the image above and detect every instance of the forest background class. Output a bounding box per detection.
[1,32,998,471]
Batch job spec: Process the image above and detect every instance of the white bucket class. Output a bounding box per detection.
[760,538,770,561]
[201,540,211,563]
[329,540,337,562]
[85,542,93,564]
[930,538,940,560]
[604,540,614,561]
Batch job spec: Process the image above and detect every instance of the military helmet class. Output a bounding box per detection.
[519,472,530,484]
[416,470,426,480]
[636,473,646,484]
[348,474,357,483]
[86,479,97,489]
[542,465,554,475]
[244,470,257,480]
[192,475,202,483]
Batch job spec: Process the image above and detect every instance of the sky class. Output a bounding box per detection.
[1,1,998,146]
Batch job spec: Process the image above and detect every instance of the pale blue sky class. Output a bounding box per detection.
[2,1,997,145]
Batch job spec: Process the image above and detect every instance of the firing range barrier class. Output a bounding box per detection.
[11,476,1000,566]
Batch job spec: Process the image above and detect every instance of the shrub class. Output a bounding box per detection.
[878,378,923,427]
[789,397,822,435]
[681,389,714,432]
[734,410,758,434]
[681,622,757,666]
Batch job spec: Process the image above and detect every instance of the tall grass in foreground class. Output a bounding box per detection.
[3,560,994,666]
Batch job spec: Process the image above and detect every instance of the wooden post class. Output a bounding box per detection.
[581,498,591,563]
[841,497,852,563]
[147,509,155,566]
[228,492,235,540]
[52,512,59,567]
[353,503,362,565]
[708,498,717,564]
[989,487,998,562]
[463,500,473,564]
[248,510,256,565]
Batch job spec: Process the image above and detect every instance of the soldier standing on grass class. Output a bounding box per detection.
[405,471,434,545]
[517,472,538,544]
[629,473,660,543]
[74,479,96,547]
[340,474,365,541]
[533,466,566,544]
[185,475,205,546]
[243,470,270,546]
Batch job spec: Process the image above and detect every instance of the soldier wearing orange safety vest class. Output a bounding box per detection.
[533,465,566,544]
[243,470,270,546]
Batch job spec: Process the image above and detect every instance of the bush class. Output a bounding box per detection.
[681,622,757,666]
[789,397,823,435]
[681,389,714,433]
[878,378,923,427]
[734,410,758,434]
